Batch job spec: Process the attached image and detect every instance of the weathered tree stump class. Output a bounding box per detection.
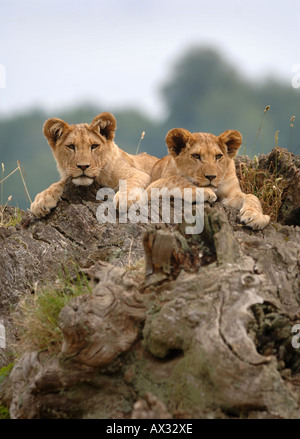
[0,147,300,419]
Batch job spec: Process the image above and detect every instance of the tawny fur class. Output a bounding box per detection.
[146,128,270,230]
[30,112,158,217]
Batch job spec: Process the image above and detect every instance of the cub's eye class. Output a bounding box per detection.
[66,144,75,151]
[191,153,201,160]
[216,154,223,160]
[91,144,100,150]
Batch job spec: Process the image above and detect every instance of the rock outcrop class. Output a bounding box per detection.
[0,148,300,419]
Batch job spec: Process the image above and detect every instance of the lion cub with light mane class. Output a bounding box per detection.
[146,128,270,230]
[31,112,158,217]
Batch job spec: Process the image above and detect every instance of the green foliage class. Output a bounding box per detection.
[0,405,10,419]
[17,267,92,355]
[0,365,14,418]
[161,46,300,157]
[1,46,300,210]
[162,47,250,129]
[0,205,22,227]
[0,363,14,384]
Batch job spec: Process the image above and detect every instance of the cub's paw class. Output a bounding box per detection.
[239,208,270,230]
[186,187,217,203]
[30,192,59,217]
[203,187,217,203]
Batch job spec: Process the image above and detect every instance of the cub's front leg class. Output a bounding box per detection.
[30,179,67,217]
[113,171,151,212]
[145,176,217,203]
[222,191,270,230]
[238,193,270,230]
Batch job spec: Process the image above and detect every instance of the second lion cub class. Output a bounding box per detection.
[146,128,270,230]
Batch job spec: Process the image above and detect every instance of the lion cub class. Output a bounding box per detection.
[146,128,270,230]
[30,112,158,217]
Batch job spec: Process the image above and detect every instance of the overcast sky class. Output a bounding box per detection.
[0,0,299,118]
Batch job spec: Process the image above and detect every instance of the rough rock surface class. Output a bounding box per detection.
[0,148,300,419]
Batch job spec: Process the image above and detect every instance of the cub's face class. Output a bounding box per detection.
[43,112,117,186]
[166,128,243,189]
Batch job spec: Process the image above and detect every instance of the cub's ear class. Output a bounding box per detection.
[90,112,117,141]
[166,128,192,157]
[43,118,70,148]
[218,130,242,158]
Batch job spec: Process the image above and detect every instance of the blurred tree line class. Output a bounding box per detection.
[1,46,300,210]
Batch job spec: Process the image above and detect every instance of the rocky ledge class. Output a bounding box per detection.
[0,147,299,419]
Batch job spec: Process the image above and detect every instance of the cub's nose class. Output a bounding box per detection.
[205,174,217,182]
[77,164,90,171]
